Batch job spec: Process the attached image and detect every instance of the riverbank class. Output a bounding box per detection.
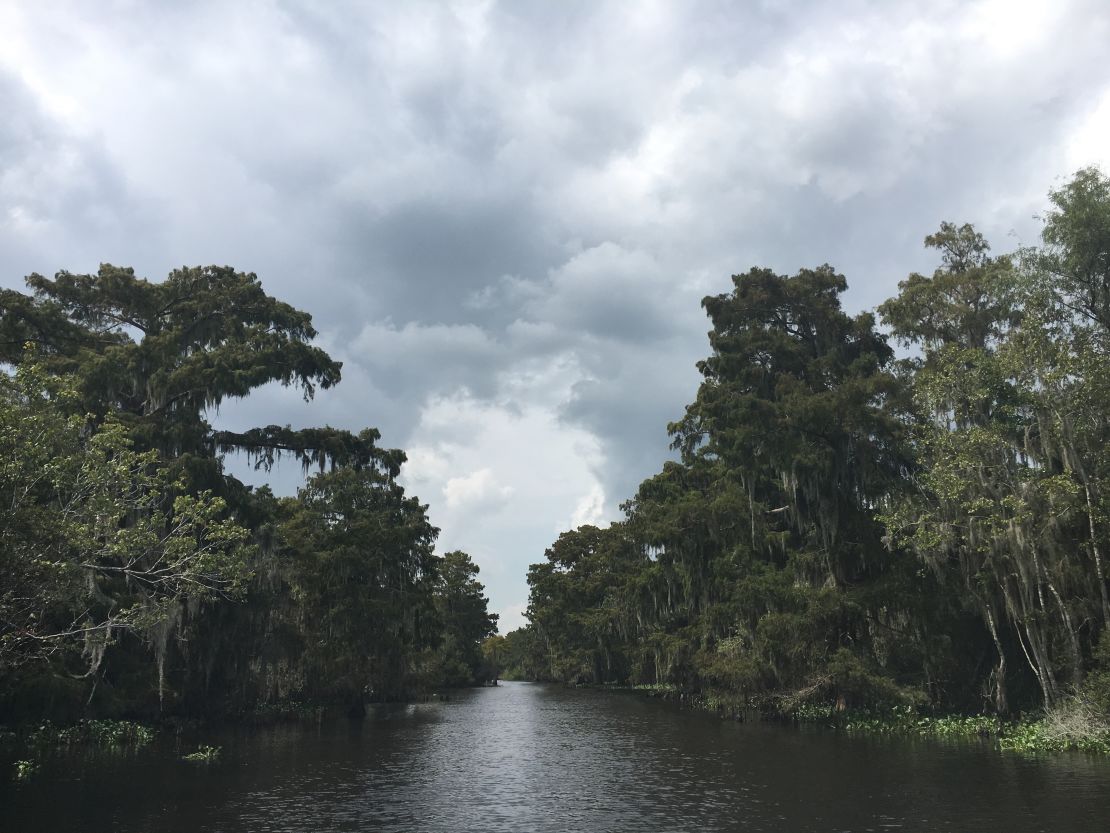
[1,690,475,782]
[0,707,330,782]
[597,683,1110,755]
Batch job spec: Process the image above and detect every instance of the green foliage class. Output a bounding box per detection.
[480,634,507,679]
[280,466,440,703]
[519,262,928,709]
[496,627,549,681]
[0,264,393,490]
[632,682,680,695]
[1041,166,1110,331]
[998,715,1110,754]
[429,551,499,686]
[3,718,157,784]
[840,707,1002,739]
[802,704,1110,754]
[182,744,221,762]
[877,178,1110,713]
[28,719,155,747]
[0,361,251,680]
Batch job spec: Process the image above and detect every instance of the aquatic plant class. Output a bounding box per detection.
[29,720,155,748]
[182,745,221,762]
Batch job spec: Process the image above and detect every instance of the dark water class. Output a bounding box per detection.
[3,682,1110,832]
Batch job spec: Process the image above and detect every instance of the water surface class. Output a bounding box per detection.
[4,681,1110,832]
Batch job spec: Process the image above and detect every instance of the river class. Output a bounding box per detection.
[3,681,1110,832]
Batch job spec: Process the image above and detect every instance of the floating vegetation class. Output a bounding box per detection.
[629,683,679,696]
[182,745,221,763]
[28,720,155,748]
[791,702,1110,755]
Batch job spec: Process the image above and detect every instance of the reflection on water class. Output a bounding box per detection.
[4,681,1110,832]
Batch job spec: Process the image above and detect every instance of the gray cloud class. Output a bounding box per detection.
[343,197,560,324]
[0,70,159,279]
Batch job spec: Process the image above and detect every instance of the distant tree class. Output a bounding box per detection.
[433,551,499,685]
[481,634,507,681]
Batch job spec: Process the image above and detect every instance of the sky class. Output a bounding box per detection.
[2,0,1109,632]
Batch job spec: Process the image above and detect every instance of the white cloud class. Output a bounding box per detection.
[443,467,514,511]
[962,0,1063,60]
[1067,89,1110,172]
[400,386,607,627]
[498,602,528,635]
[570,484,607,529]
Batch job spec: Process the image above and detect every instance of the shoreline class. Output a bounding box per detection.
[586,683,1110,755]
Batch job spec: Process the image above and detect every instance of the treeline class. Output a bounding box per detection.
[0,267,497,723]
[512,168,1110,719]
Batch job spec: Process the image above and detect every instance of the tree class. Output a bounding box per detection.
[280,465,440,708]
[0,361,250,702]
[526,524,645,684]
[481,634,507,681]
[1041,167,1110,332]
[432,551,499,686]
[0,265,396,484]
[879,222,1020,354]
[879,218,1104,711]
[672,266,905,582]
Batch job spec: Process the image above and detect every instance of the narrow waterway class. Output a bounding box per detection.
[4,681,1110,832]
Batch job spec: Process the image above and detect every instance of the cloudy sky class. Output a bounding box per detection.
[2,0,1108,631]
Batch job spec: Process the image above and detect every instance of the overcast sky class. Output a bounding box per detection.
[2,0,1108,631]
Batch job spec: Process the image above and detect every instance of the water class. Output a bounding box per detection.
[3,682,1110,832]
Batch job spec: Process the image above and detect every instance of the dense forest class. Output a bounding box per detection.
[507,167,1110,722]
[7,169,1110,734]
[0,267,497,723]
